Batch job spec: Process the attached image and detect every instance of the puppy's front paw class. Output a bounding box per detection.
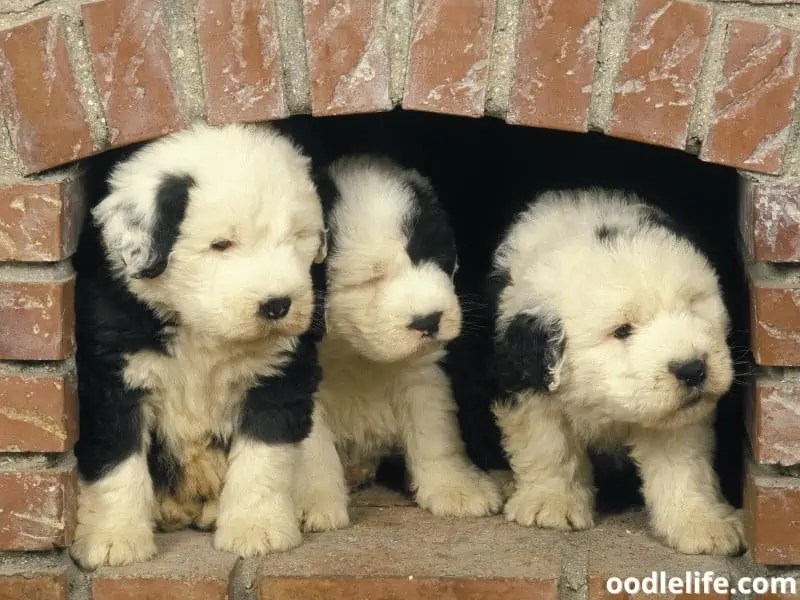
[296,490,350,532]
[658,510,745,555]
[70,522,157,570]
[505,485,595,531]
[214,514,302,557]
[415,467,503,518]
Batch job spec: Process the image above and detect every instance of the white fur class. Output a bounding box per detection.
[492,189,744,555]
[72,123,324,567]
[215,439,302,555]
[71,454,156,569]
[294,157,501,529]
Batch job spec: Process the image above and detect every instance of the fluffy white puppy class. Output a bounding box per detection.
[293,156,502,531]
[71,123,326,568]
[489,188,744,555]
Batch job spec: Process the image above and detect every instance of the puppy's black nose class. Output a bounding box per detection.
[259,297,291,320]
[670,359,707,387]
[409,312,442,337]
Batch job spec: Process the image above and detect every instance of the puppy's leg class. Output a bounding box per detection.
[71,375,156,570]
[400,369,502,517]
[494,398,595,530]
[294,407,350,532]
[630,421,744,555]
[214,438,302,556]
[71,453,157,569]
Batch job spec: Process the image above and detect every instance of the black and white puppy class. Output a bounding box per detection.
[292,156,501,532]
[71,123,327,568]
[489,188,744,555]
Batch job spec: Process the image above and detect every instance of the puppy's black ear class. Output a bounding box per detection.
[92,174,193,280]
[493,312,565,394]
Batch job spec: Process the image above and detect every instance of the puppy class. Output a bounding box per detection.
[293,156,502,531]
[71,123,327,568]
[490,188,744,555]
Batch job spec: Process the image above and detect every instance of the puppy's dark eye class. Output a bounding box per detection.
[210,239,233,251]
[613,324,633,340]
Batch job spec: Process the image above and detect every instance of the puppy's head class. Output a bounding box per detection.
[321,156,461,363]
[493,190,733,429]
[92,123,326,341]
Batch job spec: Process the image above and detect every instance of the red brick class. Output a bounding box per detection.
[745,460,800,564]
[507,0,600,132]
[259,505,563,599]
[587,511,731,599]
[82,0,185,148]
[304,0,391,116]
[0,362,77,453]
[92,530,238,600]
[740,178,800,263]
[0,570,67,600]
[748,372,800,466]
[0,275,74,361]
[0,176,84,262]
[609,0,711,149]
[196,0,287,125]
[402,0,494,117]
[700,21,800,174]
[0,16,93,174]
[749,268,800,367]
[0,460,77,551]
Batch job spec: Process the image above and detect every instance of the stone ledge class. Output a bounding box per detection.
[89,488,757,600]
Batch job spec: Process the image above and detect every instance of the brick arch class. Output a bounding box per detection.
[2,0,800,595]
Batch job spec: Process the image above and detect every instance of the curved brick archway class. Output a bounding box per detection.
[1,0,800,596]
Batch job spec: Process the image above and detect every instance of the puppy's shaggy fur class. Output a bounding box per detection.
[71,124,327,568]
[490,189,744,555]
[293,156,501,531]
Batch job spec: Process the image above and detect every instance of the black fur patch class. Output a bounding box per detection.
[74,242,174,481]
[147,432,181,494]
[238,334,320,444]
[135,174,194,279]
[493,312,565,395]
[403,178,457,275]
[596,224,620,241]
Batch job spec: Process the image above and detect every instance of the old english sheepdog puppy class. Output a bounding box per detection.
[292,156,502,531]
[490,189,745,555]
[71,123,327,568]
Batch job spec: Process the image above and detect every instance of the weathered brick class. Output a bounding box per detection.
[0,16,93,174]
[609,0,711,149]
[402,0,494,117]
[0,570,67,600]
[587,511,731,599]
[748,371,800,466]
[92,530,238,600]
[82,0,185,148]
[196,0,287,125]
[0,272,74,361]
[740,178,800,263]
[304,0,391,116]
[0,175,84,262]
[0,459,77,551]
[0,362,77,453]
[259,504,563,599]
[745,459,800,564]
[507,0,600,132]
[700,21,800,174]
[749,266,800,367]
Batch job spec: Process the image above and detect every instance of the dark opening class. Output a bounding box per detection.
[80,108,749,513]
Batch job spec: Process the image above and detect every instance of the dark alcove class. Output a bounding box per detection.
[79,108,749,516]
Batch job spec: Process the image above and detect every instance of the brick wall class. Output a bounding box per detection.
[1,0,800,597]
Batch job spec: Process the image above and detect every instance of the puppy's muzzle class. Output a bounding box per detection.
[259,296,292,320]
[408,311,442,338]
